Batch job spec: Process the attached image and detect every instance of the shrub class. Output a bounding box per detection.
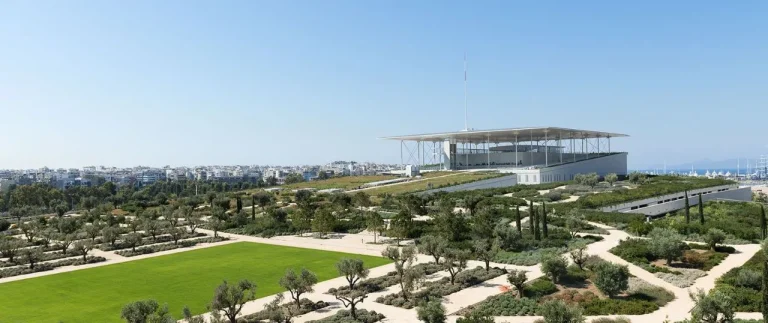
[535,299,585,323]
[593,262,629,298]
[735,269,762,290]
[609,239,655,264]
[240,298,328,322]
[524,278,558,299]
[306,309,384,323]
[581,298,658,315]
[464,293,540,316]
[590,318,631,323]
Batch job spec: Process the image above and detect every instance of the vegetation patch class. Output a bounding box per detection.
[306,309,384,323]
[375,266,507,309]
[114,236,229,257]
[0,242,391,323]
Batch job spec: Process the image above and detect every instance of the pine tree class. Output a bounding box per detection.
[542,203,548,239]
[515,205,522,233]
[684,190,690,224]
[698,194,705,224]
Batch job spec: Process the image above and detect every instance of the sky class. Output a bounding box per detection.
[1,1,767,170]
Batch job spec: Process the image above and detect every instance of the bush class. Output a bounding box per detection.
[590,318,631,323]
[609,239,655,264]
[581,298,658,315]
[524,278,558,299]
[536,299,584,323]
[0,219,10,232]
[240,298,329,322]
[592,262,629,298]
[306,309,384,323]
[463,293,540,316]
[735,269,762,290]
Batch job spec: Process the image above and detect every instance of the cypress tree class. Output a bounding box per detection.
[684,190,690,224]
[542,203,548,238]
[515,205,522,233]
[698,194,705,224]
[528,201,535,234]
[761,205,767,240]
[762,243,768,322]
[251,195,256,220]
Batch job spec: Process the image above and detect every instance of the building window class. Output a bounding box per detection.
[524,175,528,182]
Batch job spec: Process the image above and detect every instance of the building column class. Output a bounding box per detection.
[515,135,518,167]
[545,131,548,167]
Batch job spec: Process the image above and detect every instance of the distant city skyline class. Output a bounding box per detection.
[2,1,767,170]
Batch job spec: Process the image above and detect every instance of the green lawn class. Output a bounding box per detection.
[0,242,391,323]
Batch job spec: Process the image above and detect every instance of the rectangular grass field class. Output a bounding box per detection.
[0,242,391,323]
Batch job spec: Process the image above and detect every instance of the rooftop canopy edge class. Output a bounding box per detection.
[380,127,629,143]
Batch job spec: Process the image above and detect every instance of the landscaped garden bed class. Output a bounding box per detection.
[493,234,603,266]
[609,235,730,287]
[239,298,329,323]
[306,309,384,323]
[0,256,107,278]
[98,232,208,251]
[457,265,674,317]
[115,236,228,257]
[375,266,506,309]
[713,250,764,312]
[326,263,442,295]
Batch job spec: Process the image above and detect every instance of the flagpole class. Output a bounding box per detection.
[464,53,468,131]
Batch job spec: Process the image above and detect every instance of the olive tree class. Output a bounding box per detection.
[57,233,74,254]
[507,269,527,298]
[210,280,257,323]
[472,238,500,271]
[124,232,143,253]
[332,288,368,320]
[705,228,726,251]
[604,173,618,186]
[72,239,94,262]
[541,254,568,283]
[382,245,422,299]
[419,235,448,264]
[120,299,174,323]
[592,262,629,298]
[648,228,685,265]
[21,247,44,270]
[442,248,471,285]
[569,242,588,270]
[102,226,120,247]
[336,258,369,290]
[279,268,318,310]
[0,238,23,263]
[689,288,734,323]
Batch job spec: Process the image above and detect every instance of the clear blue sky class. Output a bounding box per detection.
[1,1,767,170]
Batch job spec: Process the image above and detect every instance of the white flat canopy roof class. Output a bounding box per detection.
[381,127,628,143]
